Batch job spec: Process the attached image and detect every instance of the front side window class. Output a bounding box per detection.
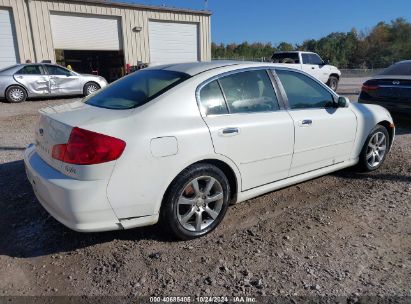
[46,65,72,76]
[199,80,228,115]
[301,53,311,64]
[15,65,43,75]
[85,69,190,109]
[309,54,324,65]
[218,70,279,114]
[276,69,335,109]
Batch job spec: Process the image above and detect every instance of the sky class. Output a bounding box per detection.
[121,0,411,45]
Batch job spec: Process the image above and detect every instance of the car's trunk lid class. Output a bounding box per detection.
[35,100,133,180]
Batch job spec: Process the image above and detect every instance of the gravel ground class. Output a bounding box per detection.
[0,96,410,301]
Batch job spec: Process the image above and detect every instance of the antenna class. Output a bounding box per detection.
[204,0,208,10]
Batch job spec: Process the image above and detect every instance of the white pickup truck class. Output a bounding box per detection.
[272,51,341,91]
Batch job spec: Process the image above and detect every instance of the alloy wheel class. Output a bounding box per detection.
[86,84,99,95]
[177,176,224,232]
[9,88,24,102]
[366,131,387,168]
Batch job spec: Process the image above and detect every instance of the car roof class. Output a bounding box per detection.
[145,61,291,76]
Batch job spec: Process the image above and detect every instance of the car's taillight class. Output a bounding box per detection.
[52,127,126,165]
[361,83,379,92]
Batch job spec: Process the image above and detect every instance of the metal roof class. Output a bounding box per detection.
[46,0,212,16]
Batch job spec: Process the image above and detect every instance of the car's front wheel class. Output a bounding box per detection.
[5,85,27,103]
[83,82,100,96]
[161,163,231,240]
[358,125,390,172]
[327,76,339,91]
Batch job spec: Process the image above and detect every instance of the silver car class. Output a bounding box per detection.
[0,63,108,103]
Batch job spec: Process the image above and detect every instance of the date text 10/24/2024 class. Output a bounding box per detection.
[149,296,257,303]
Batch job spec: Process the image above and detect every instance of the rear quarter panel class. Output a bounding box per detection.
[105,74,242,220]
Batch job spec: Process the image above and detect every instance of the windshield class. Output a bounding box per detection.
[380,62,411,76]
[85,69,190,109]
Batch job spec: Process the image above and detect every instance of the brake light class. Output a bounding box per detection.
[52,127,126,165]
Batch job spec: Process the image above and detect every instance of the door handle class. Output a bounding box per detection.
[300,119,313,126]
[16,76,23,79]
[219,127,240,136]
[311,67,315,69]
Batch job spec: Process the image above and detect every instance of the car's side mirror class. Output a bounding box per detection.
[337,96,350,108]
[321,59,329,65]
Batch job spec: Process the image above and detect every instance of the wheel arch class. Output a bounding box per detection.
[5,83,29,98]
[160,158,240,212]
[377,120,395,149]
[329,73,340,80]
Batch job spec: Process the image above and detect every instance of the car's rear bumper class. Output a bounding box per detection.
[358,96,411,115]
[24,144,121,232]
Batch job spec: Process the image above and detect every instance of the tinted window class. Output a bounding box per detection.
[301,53,311,64]
[272,53,300,64]
[46,65,72,76]
[276,69,334,109]
[15,65,43,75]
[85,69,190,109]
[380,62,411,76]
[219,70,279,113]
[309,54,324,65]
[199,80,228,115]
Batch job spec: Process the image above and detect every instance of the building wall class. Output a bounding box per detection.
[0,0,35,63]
[0,0,211,65]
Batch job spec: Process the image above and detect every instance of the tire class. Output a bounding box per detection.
[327,76,339,91]
[5,85,27,103]
[83,82,100,96]
[357,125,390,172]
[160,163,231,240]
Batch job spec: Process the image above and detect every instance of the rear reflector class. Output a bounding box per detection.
[52,127,126,165]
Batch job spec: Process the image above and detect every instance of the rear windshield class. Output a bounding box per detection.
[85,69,190,109]
[380,62,411,76]
[272,53,300,64]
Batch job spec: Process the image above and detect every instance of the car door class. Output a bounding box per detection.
[13,65,50,96]
[301,53,324,82]
[45,65,82,95]
[198,69,295,191]
[274,68,357,177]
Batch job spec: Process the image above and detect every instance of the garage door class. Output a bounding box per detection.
[0,9,18,69]
[149,21,198,65]
[50,13,122,50]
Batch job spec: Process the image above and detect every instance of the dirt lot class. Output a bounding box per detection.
[0,91,410,301]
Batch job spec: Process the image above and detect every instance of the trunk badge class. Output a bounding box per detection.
[392,81,400,85]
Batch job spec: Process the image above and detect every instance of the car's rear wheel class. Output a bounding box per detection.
[161,163,230,240]
[358,125,389,172]
[5,85,27,103]
[83,82,100,96]
[327,76,339,91]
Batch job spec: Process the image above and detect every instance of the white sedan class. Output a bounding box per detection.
[24,61,395,240]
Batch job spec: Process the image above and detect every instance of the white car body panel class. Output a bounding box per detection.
[23,62,394,232]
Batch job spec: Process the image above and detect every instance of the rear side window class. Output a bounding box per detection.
[46,65,72,76]
[219,70,280,113]
[199,80,228,115]
[301,53,310,64]
[15,65,43,75]
[272,53,300,64]
[276,69,334,109]
[380,62,411,76]
[85,70,190,109]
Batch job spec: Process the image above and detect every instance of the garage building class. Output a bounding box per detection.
[0,0,211,81]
